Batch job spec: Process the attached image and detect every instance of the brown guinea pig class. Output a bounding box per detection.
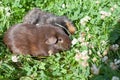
[3,23,71,57]
[23,8,76,35]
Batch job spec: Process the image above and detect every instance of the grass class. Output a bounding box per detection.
[0,0,120,80]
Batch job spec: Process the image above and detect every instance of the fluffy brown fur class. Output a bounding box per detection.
[3,23,71,57]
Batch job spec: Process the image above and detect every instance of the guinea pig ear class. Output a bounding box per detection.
[45,37,57,45]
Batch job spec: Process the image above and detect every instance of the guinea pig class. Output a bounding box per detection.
[3,23,71,57]
[23,8,76,35]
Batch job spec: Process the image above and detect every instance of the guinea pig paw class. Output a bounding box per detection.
[48,50,53,56]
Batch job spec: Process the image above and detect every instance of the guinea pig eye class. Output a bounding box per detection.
[58,38,63,43]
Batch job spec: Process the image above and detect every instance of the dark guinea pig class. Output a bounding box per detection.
[23,8,76,35]
[3,23,71,57]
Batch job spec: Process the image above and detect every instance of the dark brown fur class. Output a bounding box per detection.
[23,8,76,35]
[3,23,71,57]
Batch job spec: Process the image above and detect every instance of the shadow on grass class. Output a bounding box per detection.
[108,20,120,60]
[109,21,120,45]
[89,20,120,80]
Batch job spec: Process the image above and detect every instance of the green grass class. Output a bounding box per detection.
[0,0,120,80]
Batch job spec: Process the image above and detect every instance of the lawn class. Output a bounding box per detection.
[0,0,120,80]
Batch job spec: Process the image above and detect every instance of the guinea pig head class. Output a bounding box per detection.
[44,27,71,54]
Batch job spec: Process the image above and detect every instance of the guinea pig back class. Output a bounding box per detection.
[23,8,76,35]
[3,23,71,57]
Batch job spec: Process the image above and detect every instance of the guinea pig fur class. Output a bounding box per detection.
[3,23,71,57]
[23,8,76,35]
